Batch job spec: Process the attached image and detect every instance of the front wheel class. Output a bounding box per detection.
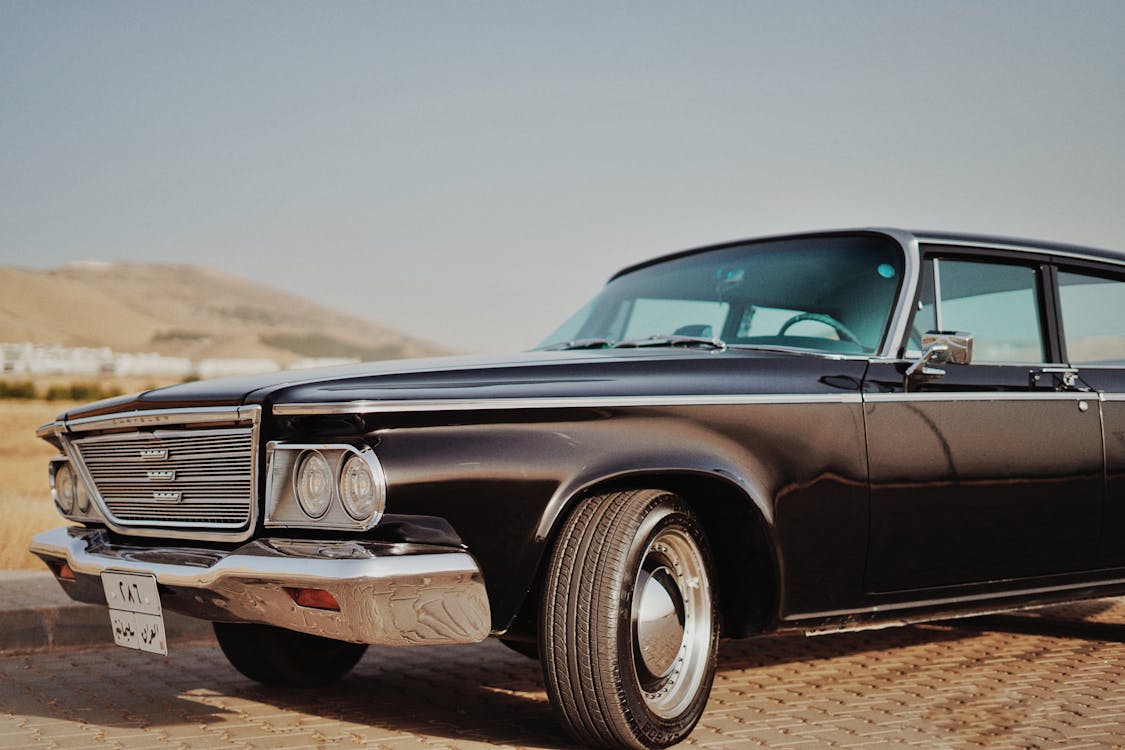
[540,489,718,750]
[213,622,368,687]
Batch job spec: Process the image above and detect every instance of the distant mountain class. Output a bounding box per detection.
[0,262,446,363]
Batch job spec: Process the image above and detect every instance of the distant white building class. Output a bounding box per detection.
[111,353,194,378]
[0,343,281,381]
[287,357,360,370]
[2,343,112,376]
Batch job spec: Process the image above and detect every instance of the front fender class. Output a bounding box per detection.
[371,399,866,631]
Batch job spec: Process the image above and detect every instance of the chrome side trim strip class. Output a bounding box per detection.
[1102,393,1125,401]
[273,393,865,416]
[30,526,491,647]
[786,574,1125,624]
[864,392,1095,403]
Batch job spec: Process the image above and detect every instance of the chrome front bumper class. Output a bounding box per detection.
[30,526,491,646]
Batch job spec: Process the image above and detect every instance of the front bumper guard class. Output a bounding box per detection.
[30,526,491,646]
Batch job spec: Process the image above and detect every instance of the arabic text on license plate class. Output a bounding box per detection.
[101,571,167,656]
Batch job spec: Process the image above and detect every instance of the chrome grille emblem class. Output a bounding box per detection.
[146,470,176,481]
[152,491,183,503]
[139,449,168,460]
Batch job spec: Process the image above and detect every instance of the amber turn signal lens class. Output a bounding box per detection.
[284,586,341,611]
[49,561,76,581]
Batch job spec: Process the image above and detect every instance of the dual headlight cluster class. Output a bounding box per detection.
[265,443,387,531]
[49,457,94,518]
[294,450,379,521]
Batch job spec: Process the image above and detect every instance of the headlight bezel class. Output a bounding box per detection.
[48,453,103,522]
[50,458,77,514]
[265,442,386,531]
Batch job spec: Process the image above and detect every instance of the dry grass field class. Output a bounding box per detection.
[0,398,76,569]
[0,379,186,569]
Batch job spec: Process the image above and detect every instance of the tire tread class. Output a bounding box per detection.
[540,489,713,750]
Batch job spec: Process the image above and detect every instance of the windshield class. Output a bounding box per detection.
[537,234,905,355]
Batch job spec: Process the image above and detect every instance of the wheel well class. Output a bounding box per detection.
[503,473,780,643]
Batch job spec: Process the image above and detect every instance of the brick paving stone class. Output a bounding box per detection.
[6,604,1125,748]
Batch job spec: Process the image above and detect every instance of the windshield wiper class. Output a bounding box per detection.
[612,335,728,351]
[726,343,859,359]
[541,338,614,351]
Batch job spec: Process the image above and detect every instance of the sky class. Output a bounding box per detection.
[2,1,1124,353]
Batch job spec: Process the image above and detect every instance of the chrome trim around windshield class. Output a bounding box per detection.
[870,228,921,359]
[273,393,865,416]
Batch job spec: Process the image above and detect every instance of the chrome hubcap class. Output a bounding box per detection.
[631,526,712,718]
[636,566,685,677]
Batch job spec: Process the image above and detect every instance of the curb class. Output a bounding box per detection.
[0,570,212,652]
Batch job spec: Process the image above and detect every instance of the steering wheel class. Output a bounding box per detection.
[777,312,863,346]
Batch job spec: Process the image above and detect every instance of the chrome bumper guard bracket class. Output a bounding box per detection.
[30,526,491,647]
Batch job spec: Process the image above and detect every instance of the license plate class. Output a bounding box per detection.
[101,571,168,655]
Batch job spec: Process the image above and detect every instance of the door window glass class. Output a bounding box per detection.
[913,258,1047,363]
[1059,271,1125,365]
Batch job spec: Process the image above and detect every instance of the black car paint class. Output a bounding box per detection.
[863,361,1103,590]
[54,229,1125,640]
[262,350,871,633]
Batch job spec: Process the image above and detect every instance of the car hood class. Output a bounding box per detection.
[60,348,867,421]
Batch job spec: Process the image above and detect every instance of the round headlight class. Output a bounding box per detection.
[76,479,92,513]
[339,453,379,520]
[294,451,333,518]
[53,463,77,514]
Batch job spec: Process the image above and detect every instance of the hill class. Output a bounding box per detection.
[0,261,445,363]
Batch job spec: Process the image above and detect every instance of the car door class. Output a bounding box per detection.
[1054,263,1125,566]
[862,250,1104,593]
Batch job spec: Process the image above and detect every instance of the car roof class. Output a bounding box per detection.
[610,228,1125,281]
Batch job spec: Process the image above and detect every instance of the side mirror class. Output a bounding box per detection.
[922,331,973,365]
[905,331,974,381]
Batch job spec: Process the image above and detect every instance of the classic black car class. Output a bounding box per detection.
[31,229,1125,749]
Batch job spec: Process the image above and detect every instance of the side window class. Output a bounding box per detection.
[912,258,1047,364]
[1058,270,1125,366]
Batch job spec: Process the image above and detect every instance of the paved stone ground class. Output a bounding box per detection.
[0,572,210,652]
[5,599,1125,749]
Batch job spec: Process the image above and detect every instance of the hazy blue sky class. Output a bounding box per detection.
[3,1,1124,352]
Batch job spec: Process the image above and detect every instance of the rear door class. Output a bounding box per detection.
[1054,263,1125,565]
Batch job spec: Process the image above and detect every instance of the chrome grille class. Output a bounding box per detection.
[73,428,255,529]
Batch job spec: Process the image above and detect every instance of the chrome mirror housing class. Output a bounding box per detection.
[905,331,973,382]
[921,331,973,365]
